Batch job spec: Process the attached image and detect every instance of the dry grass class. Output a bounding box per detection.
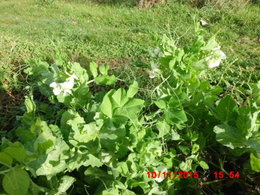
[185,0,250,8]
[138,0,167,8]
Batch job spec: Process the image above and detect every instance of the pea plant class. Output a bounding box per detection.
[0,26,259,194]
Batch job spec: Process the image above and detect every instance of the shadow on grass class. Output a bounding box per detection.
[0,88,25,131]
[87,0,169,8]
[71,0,138,7]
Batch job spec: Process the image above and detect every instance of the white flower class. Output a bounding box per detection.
[212,45,221,51]
[50,76,76,96]
[200,19,208,26]
[150,47,162,57]
[155,166,167,183]
[149,63,160,79]
[206,50,226,69]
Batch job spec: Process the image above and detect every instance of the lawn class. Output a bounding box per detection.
[1,0,259,63]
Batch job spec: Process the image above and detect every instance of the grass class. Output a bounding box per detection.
[0,0,259,62]
[0,0,259,129]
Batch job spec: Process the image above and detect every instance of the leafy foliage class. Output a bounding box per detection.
[0,26,259,194]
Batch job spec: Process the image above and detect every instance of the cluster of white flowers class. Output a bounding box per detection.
[50,75,78,96]
[149,63,161,79]
[148,35,226,79]
[155,166,167,183]
[206,48,227,69]
[150,47,162,58]
[200,19,208,26]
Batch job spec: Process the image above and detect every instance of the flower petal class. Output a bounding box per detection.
[50,82,57,88]
[60,78,74,89]
[154,166,167,183]
[53,88,62,95]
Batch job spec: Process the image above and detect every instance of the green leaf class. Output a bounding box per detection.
[73,123,99,143]
[122,189,136,195]
[215,95,238,123]
[156,121,170,138]
[99,64,109,75]
[179,159,192,172]
[4,143,27,163]
[24,60,49,76]
[100,91,114,118]
[192,144,200,154]
[34,129,56,153]
[172,131,181,140]
[178,145,190,155]
[34,139,69,176]
[127,81,139,98]
[250,153,260,172]
[70,62,89,82]
[202,36,220,51]
[169,58,176,70]
[199,161,209,169]
[60,110,76,139]
[57,176,76,194]
[123,99,144,110]
[0,152,13,167]
[35,155,67,177]
[115,99,144,119]
[103,189,119,195]
[3,168,30,195]
[85,154,103,167]
[245,138,260,156]
[235,107,252,137]
[117,162,129,175]
[154,100,167,109]
[84,167,113,180]
[236,108,259,138]
[165,108,187,125]
[95,75,116,85]
[24,95,36,113]
[214,124,245,149]
[112,88,128,107]
[89,62,98,78]
[72,84,91,107]
[30,181,46,195]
